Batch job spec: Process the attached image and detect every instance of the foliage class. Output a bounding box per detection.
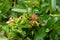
[0,0,60,40]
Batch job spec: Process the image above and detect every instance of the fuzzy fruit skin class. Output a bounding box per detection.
[29,13,39,26]
[31,13,38,21]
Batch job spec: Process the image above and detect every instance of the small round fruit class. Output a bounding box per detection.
[31,13,38,21]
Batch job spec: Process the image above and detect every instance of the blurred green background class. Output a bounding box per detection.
[0,0,60,40]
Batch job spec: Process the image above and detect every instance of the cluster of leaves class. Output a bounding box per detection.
[0,0,60,40]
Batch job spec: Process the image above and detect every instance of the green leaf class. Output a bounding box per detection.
[50,0,56,11]
[1,0,12,13]
[47,17,58,26]
[54,20,60,35]
[34,27,47,40]
[12,8,27,13]
[0,10,1,13]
